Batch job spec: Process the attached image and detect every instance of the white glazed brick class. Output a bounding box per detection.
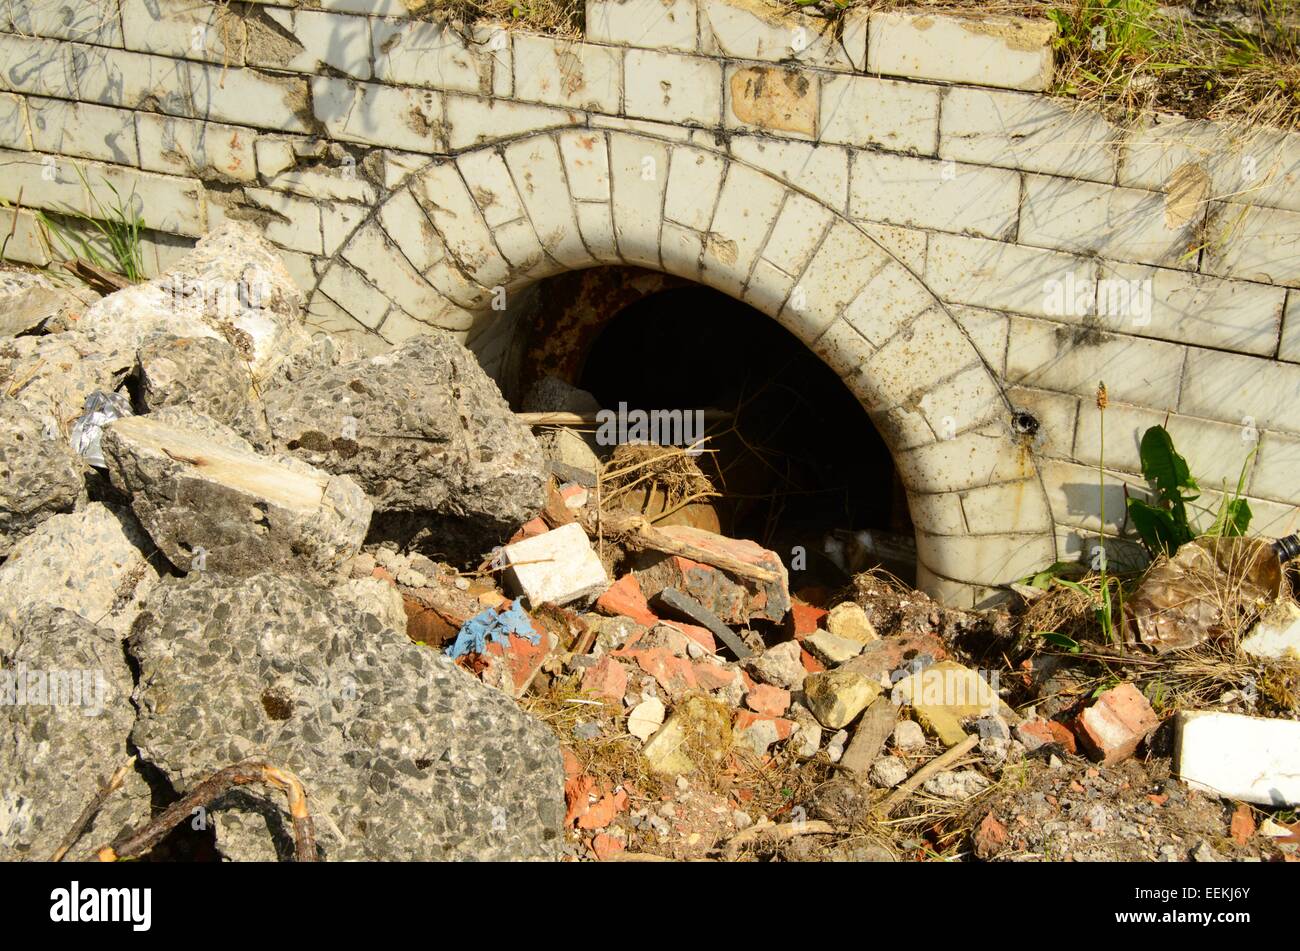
[411,161,507,291]
[862,222,926,273]
[940,86,1118,184]
[1253,430,1300,502]
[624,50,721,126]
[660,219,704,280]
[76,46,312,132]
[587,0,698,52]
[254,138,297,178]
[959,479,1055,535]
[1020,174,1202,269]
[371,16,486,94]
[701,161,786,297]
[445,94,582,150]
[895,423,1038,494]
[502,134,591,269]
[342,221,448,319]
[742,256,796,316]
[1098,261,1285,356]
[699,0,858,71]
[1179,347,1300,434]
[321,202,367,256]
[268,9,373,79]
[779,219,890,344]
[0,34,79,99]
[266,165,377,205]
[1004,385,1079,460]
[951,305,1010,377]
[135,113,257,183]
[841,259,934,348]
[867,11,1056,92]
[1074,401,1256,487]
[1120,114,1300,214]
[811,318,875,380]
[0,209,50,266]
[317,262,392,331]
[819,74,939,156]
[1281,292,1300,364]
[558,130,611,202]
[608,132,670,269]
[456,148,528,228]
[1005,315,1187,408]
[242,187,324,255]
[849,151,1019,240]
[761,192,833,277]
[728,136,844,215]
[119,0,241,65]
[0,93,31,150]
[1040,458,1151,536]
[575,200,620,264]
[663,146,725,231]
[378,186,444,273]
[11,0,123,45]
[926,233,1096,318]
[26,96,138,165]
[1203,202,1300,288]
[0,148,206,236]
[512,32,620,114]
[312,77,443,152]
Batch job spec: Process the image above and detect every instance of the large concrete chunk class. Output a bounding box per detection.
[0,270,94,337]
[1175,711,1300,807]
[102,415,371,584]
[263,332,546,555]
[0,606,152,860]
[0,502,158,651]
[77,222,313,385]
[130,572,566,861]
[0,398,84,556]
[137,333,272,447]
[0,332,132,434]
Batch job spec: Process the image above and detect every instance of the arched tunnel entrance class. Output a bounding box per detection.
[489,266,916,590]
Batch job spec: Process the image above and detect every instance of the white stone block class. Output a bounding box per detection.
[1179,347,1300,433]
[1021,174,1201,269]
[280,9,373,79]
[0,34,79,99]
[243,187,324,255]
[0,93,30,151]
[1253,430,1300,501]
[701,161,786,297]
[780,219,889,343]
[135,113,257,183]
[1175,711,1300,807]
[503,522,609,607]
[850,151,1020,240]
[608,133,669,269]
[120,0,239,65]
[512,32,621,113]
[940,86,1117,184]
[445,94,582,150]
[372,15,487,94]
[12,0,123,45]
[504,134,590,269]
[700,0,856,71]
[558,130,611,202]
[663,145,725,231]
[313,77,443,152]
[729,134,847,212]
[624,49,722,126]
[761,192,833,277]
[1280,292,1300,364]
[819,73,939,156]
[926,233,1096,318]
[587,0,698,52]
[1203,202,1300,287]
[868,11,1056,92]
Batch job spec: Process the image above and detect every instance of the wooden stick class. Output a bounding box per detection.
[875,733,980,818]
[96,761,318,862]
[838,699,897,778]
[51,758,136,862]
[576,508,780,584]
[723,819,838,859]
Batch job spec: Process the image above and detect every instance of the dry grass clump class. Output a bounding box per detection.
[599,443,719,516]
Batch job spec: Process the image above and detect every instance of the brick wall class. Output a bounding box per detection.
[4,0,1299,606]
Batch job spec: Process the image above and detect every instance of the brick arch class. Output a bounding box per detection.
[306,129,1056,606]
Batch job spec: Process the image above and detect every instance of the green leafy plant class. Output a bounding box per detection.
[1126,424,1256,556]
[33,168,145,283]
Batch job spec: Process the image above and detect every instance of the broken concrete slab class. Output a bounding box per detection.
[1076,682,1160,766]
[102,415,371,585]
[0,332,132,435]
[0,271,91,337]
[137,333,272,447]
[0,605,153,861]
[77,222,313,385]
[0,502,158,650]
[264,332,547,557]
[744,639,806,690]
[503,522,609,607]
[0,398,84,556]
[803,628,865,666]
[130,571,566,860]
[1175,710,1300,807]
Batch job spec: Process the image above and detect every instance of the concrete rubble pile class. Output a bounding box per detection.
[1,226,1297,863]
